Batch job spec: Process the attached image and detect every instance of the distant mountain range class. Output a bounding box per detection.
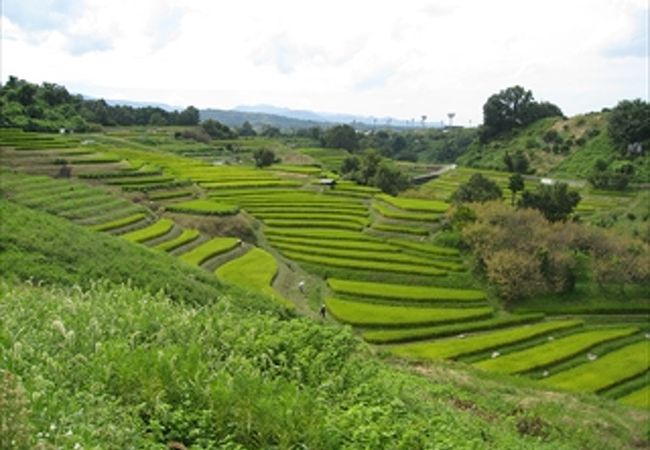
[102,98,435,130]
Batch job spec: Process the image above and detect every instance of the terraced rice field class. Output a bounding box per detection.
[541,340,650,393]
[391,320,583,360]
[3,133,648,409]
[327,279,485,303]
[120,218,175,243]
[215,247,292,308]
[166,199,239,215]
[155,229,200,252]
[474,327,639,375]
[179,237,241,266]
[326,297,494,327]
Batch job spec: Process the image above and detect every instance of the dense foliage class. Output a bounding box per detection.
[0,76,199,131]
[607,99,650,155]
[480,86,563,142]
[340,150,410,195]
[518,183,581,222]
[456,202,649,301]
[451,173,502,203]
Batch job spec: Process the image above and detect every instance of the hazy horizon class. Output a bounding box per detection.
[2,0,647,125]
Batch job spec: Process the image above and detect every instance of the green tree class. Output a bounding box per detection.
[358,149,381,184]
[238,121,257,137]
[202,119,237,139]
[452,173,502,203]
[519,182,581,222]
[340,155,360,174]
[607,99,650,155]
[508,173,525,205]
[323,124,359,151]
[372,162,410,195]
[253,148,277,168]
[177,106,199,125]
[480,86,563,141]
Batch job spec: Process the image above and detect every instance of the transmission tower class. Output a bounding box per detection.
[447,112,455,127]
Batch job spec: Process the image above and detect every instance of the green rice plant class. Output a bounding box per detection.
[215,247,293,308]
[247,207,369,217]
[120,218,175,243]
[327,278,485,303]
[373,201,441,222]
[201,180,302,189]
[105,175,175,185]
[391,320,584,360]
[264,227,375,241]
[541,340,650,393]
[281,250,447,276]
[333,181,381,193]
[61,199,131,219]
[264,219,364,231]
[155,229,200,252]
[179,237,241,266]
[326,297,493,327]
[268,236,396,252]
[273,242,432,266]
[474,327,639,375]
[362,314,545,344]
[148,189,194,200]
[166,199,239,216]
[387,238,460,257]
[89,213,148,232]
[372,223,429,236]
[618,385,650,409]
[121,180,192,192]
[267,164,322,175]
[376,194,449,212]
[254,212,368,224]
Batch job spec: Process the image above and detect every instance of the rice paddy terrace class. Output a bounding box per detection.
[1,127,648,411]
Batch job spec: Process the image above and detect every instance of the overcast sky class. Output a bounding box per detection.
[1,0,647,125]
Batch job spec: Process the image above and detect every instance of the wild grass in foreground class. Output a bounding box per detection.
[1,280,648,450]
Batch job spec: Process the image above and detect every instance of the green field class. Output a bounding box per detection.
[154,228,200,252]
[326,297,493,327]
[216,247,292,308]
[166,199,239,215]
[179,237,241,266]
[89,213,149,231]
[541,340,650,393]
[327,278,485,303]
[362,314,545,344]
[474,327,639,375]
[120,218,175,243]
[618,385,650,409]
[391,320,583,360]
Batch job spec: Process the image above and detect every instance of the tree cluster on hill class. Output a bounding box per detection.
[0,76,199,132]
[453,202,649,302]
[340,150,410,195]
[480,85,563,142]
[451,174,581,222]
[608,99,650,156]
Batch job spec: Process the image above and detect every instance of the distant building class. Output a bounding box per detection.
[540,178,555,186]
[318,178,337,187]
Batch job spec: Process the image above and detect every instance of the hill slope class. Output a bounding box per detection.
[457,112,649,184]
[1,199,649,449]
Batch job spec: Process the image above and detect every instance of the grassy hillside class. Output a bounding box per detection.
[457,113,649,184]
[1,199,649,449]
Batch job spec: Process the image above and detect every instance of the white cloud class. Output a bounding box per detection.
[1,0,647,124]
